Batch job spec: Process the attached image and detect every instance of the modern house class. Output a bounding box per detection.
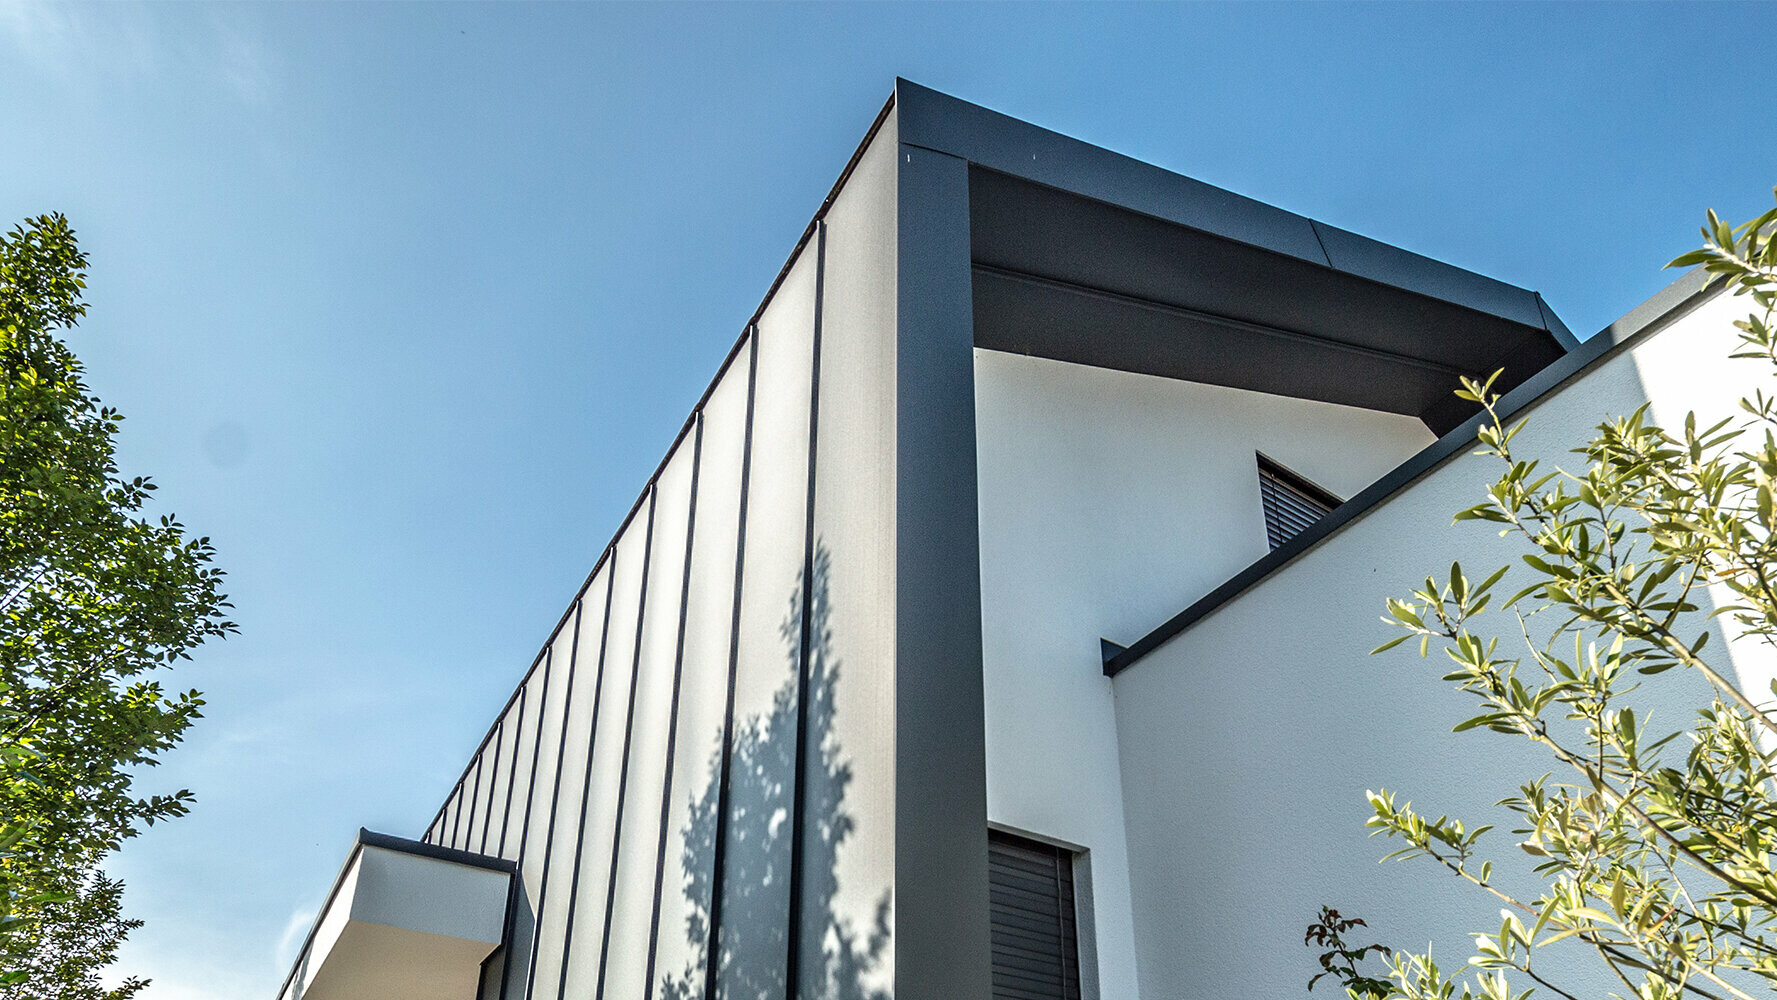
[276,80,1755,1000]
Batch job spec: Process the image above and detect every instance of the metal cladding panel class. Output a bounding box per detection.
[488,657,550,1000]
[602,431,699,1000]
[713,244,818,1000]
[480,719,513,856]
[499,616,575,1000]
[428,786,454,847]
[650,343,751,1000]
[440,775,461,850]
[467,743,494,852]
[499,664,549,861]
[526,560,613,1000]
[797,111,898,1000]
[556,503,652,999]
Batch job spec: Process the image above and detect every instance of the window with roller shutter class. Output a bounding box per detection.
[1257,453,1342,551]
[989,829,1083,1000]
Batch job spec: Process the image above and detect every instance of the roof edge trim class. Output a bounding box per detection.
[895,77,1565,337]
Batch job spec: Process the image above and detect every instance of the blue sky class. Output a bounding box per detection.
[2,2,1774,996]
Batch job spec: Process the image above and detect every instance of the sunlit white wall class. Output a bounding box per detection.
[974,350,1435,998]
[1109,286,1746,997]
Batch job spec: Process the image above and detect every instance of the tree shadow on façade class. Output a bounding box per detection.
[659,543,891,1000]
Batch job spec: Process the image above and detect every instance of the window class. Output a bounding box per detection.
[989,829,1083,1000]
[1257,454,1341,551]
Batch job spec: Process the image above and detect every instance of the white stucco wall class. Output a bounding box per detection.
[1108,286,1750,997]
[973,349,1437,998]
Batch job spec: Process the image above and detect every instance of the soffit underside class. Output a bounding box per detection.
[966,166,1566,434]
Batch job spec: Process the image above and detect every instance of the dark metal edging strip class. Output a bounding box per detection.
[496,686,527,858]
[642,413,706,997]
[519,597,589,1000]
[478,720,504,856]
[594,486,662,1000]
[702,327,760,1000]
[1104,267,1716,677]
[495,645,555,1000]
[785,221,827,1000]
[462,754,484,851]
[553,509,625,997]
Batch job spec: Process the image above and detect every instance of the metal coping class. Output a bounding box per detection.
[1103,266,1718,677]
[896,77,1577,350]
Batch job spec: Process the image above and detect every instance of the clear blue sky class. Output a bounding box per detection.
[3,2,1774,996]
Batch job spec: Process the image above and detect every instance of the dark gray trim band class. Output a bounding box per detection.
[478,720,504,856]
[785,221,827,1000]
[463,754,484,852]
[1104,267,1716,677]
[520,596,588,1000]
[595,485,661,1000]
[895,138,992,1000]
[703,329,759,1000]
[359,827,518,873]
[642,413,705,997]
[496,685,527,859]
[895,77,1559,337]
[553,530,623,998]
[496,646,554,1000]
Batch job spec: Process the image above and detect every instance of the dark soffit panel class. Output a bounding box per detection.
[966,167,1565,433]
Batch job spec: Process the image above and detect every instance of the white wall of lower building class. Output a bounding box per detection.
[973,349,1436,998]
[1108,286,1750,997]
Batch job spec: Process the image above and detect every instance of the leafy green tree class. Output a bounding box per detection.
[1313,192,1777,1000]
[0,215,234,985]
[0,857,144,1000]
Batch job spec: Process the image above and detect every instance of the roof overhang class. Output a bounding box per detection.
[276,830,513,1000]
[897,79,1577,434]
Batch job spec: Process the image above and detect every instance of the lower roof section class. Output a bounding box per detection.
[1102,266,1715,677]
[276,829,513,1000]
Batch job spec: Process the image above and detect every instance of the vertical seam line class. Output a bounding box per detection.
[784,221,825,1000]
[644,414,705,996]
[703,327,759,1000]
[519,601,588,1000]
[596,487,660,999]
[554,540,622,995]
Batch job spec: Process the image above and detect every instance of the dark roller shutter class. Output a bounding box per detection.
[1258,454,1340,551]
[989,830,1082,1000]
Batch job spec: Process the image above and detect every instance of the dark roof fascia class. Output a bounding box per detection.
[1104,266,1716,677]
[894,77,1571,344]
[358,827,518,874]
[273,829,514,1000]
